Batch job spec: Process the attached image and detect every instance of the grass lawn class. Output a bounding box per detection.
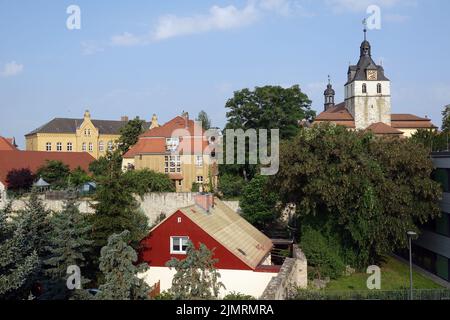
[326,257,443,291]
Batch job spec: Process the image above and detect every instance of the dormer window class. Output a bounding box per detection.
[377,83,382,94]
[362,84,367,94]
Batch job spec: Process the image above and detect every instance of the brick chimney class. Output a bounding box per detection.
[194,193,214,212]
[121,116,129,122]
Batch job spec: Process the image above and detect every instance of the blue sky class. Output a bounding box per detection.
[1,0,449,148]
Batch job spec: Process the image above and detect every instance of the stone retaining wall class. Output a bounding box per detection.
[260,245,308,300]
[0,193,241,225]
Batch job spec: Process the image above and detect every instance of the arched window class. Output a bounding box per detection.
[362,83,367,94]
[377,83,382,94]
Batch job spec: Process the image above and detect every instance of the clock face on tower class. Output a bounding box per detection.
[367,70,377,81]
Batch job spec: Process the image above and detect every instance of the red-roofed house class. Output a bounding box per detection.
[0,137,18,151]
[0,150,95,199]
[138,194,304,298]
[123,113,218,192]
[313,33,437,137]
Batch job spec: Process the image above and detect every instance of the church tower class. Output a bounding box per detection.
[324,76,335,111]
[344,26,391,129]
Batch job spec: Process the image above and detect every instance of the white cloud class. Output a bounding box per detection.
[0,61,24,77]
[153,3,260,41]
[110,32,146,47]
[108,0,306,46]
[81,41,104,55]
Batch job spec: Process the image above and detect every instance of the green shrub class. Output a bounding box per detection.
[218,174,246,199]
[223,292,256,300]
[300,226,345,280]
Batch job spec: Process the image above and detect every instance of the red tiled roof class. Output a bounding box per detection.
[169,174,184,180]
[0,137,18,151]
[140,116,204,138]
[0,151,95,186]
[391,114,430,121]
[123,138,166,158]
[366,122,404,135]
[315,103,354,121]
[126,116,209,157]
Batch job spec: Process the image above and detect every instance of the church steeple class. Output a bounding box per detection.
[360,19,371,57]
[324,75,335,111]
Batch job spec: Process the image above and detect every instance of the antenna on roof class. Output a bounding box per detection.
[328,75,331,85]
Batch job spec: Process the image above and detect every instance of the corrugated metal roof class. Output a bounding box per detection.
[154,199,273,270]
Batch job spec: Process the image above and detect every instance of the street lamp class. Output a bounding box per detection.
[407,231,417,300]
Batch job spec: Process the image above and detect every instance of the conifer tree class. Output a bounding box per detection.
[13,192,52,298]
[167,242,225,300]
[96,231,150,300]
[91,150,149,251]
[42,196,93,300]
[0,203,39,299]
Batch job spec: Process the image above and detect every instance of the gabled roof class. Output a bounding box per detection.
[125,116,209,157]
[152,199,273,270]
[26,118,151,136]
[314,103,356,128]
[0,137,18,151]
[0,151,95,186]
[391,114,437,129]
[366,122,403,135]
[140,116,204,138]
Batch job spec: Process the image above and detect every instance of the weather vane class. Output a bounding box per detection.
[362,18,368,41]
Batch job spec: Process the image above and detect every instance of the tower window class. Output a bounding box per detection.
[362,84,367,94]
[377,83,382,94]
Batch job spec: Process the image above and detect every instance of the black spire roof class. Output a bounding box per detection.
[345,31,389,85]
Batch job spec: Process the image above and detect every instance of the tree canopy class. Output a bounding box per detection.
[196,110,212,131]
[117,117,146,155]
[240,175,280,230]
[6,168,35,192]
[167,242,224,300]
[36,160,70,188]
[271,124,441,267]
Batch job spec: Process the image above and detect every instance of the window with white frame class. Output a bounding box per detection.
[196,176,204,184]
[196,155,203,167]
[170,236,189,254]
[89,143,93,152]
[67,142,73,151]
[46,142,52,151]
[107,141,113,151]
[82,143,87,152]
[165,155,181,173]
[56,142,62,151]
[99,141,104,152]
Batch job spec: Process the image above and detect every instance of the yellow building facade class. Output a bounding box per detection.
[25,111,150,159]
[123,114,218,192]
